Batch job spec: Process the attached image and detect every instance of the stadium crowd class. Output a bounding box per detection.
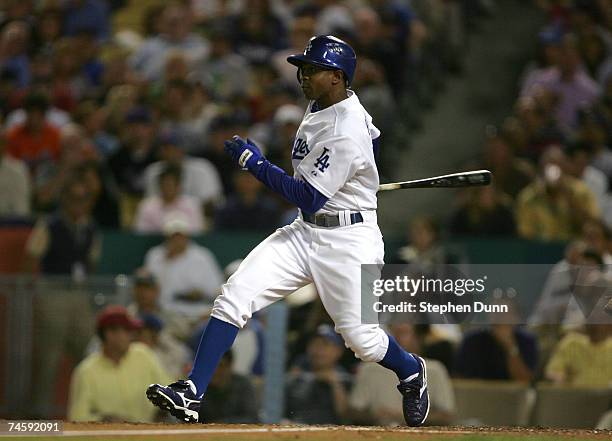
[0,0,610,428]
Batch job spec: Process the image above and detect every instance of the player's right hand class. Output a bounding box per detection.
[223,135,262,169]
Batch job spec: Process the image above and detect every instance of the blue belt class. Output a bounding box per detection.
[301,212,363,227]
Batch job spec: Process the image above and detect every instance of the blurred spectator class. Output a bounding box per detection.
[134,164,204,233]
[34,123,97,212]
[231,0,288,64]
[144,130,223,213]
[198,350,259,423]
[102,83,138,134]
[351,7,405,95]
[49,38,88,113]
[24,177,99,416]
[528,241,604,376]
[0,130,30,217]
[214,171,280,231]
[529,240,590,327]
[99,45,138,96]
[564,141,611,214]
[32,8,63,51]
[520,25,563,96]
[577,111,612,187]
[176,81,221,155]
[285,325,352,424]
[306,0,354,37]
[4,89,71,130]
[144,214,223,319]
[513,94,564,163]
[265,104,303,165]
[111,0,165,36]
[272,15,316,88]
[156,79,201,146]
[351,57,396,137]
[0,20,31,88]
[449,185,516,237]
[562,248,611,327]
[194,26,252,102]
[203,114,250,194]
[127,267,192,341]
[79,161,120,229]
[455,304,538,382]
[6,93,61,173]
[24,176,100,276]
[68,305,171,422]
[545,312,612,387]
[580,218,612,264]
[63,0,110,41]
[516,146,600,241]
[137,313,191,378]
[414,324,457,373]
[395,216,453,265]
[522,34,600,134]
[350,323,455,426]
[108,106,158,227]
[73,100,119,158]
[130,2,209,81]
[73,30,105,93]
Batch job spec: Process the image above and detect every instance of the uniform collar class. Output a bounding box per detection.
[310,90,357,114]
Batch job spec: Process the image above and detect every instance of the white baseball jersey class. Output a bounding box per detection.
[291,91,381,214]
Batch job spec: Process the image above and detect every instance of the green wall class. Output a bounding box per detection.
[97,230,566,275]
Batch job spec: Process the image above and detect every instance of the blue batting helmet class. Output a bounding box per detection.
[287,35,357,86]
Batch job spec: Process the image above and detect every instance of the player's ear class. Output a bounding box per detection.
[331,70,344,86]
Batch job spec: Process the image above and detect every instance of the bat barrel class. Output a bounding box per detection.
[378,170,492,191]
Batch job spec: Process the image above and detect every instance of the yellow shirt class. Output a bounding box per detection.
[545,332,612,387]
[515,177,600,241]
[68,342,171,422]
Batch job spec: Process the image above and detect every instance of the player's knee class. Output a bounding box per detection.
[338,326,388,362]
[210,284,250,329]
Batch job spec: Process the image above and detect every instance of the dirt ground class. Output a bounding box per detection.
[2,422,609,441]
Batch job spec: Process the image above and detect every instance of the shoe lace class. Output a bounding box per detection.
[169,380,190,391]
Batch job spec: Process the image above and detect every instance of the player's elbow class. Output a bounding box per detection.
[299,183,328,214]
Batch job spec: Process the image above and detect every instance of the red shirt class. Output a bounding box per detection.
[6,123,61,170]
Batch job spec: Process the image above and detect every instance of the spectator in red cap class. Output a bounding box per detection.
[68,305,171,422]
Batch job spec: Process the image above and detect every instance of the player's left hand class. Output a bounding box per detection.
[224,135,264,172]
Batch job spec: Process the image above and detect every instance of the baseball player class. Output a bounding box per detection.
[146,35,429,426]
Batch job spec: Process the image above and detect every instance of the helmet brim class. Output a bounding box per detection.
[287,54,335,70]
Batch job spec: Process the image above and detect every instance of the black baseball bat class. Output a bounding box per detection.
[378,170,492,192]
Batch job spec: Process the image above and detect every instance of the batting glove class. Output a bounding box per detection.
[223,135,266,175]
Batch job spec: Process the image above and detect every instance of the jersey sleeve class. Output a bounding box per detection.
[296,136,361,199]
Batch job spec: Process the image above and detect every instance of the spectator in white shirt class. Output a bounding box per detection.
[134,164,204,233]
[0,131,30,217]
[144,214,224,320]
[564,141,611,218]
[144,131,223,215]
[129,2,209,81]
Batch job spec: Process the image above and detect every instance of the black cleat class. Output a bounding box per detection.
[146,380,201,423]
[397,355,430,427]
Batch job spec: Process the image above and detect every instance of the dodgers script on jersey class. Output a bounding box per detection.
[291,91,381,214]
